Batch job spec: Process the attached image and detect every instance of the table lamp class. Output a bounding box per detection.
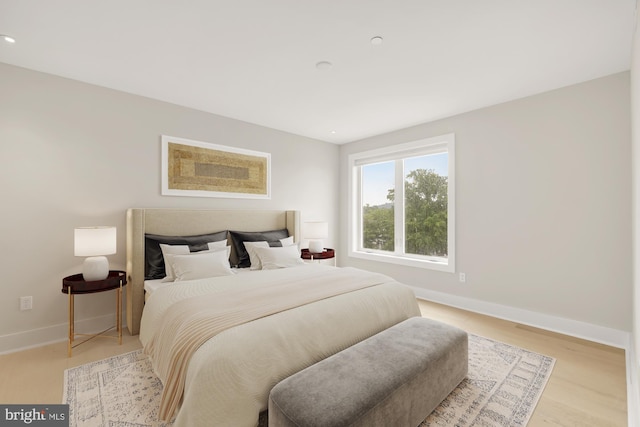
[304,221,328,253]
[74,226,117,281]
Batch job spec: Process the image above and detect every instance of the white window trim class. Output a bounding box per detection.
[348,133,455,273]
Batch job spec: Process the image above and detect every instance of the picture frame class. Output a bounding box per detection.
[161,135,271,199]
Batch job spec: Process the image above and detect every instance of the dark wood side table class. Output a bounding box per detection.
[301,248,336,266]
[62,270,126,357]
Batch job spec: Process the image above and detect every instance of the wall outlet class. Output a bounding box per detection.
[459,273,466,283]
[20,296,32,311]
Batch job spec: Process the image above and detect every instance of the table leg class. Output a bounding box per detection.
[117,285,122,345]
[68,290,74,357]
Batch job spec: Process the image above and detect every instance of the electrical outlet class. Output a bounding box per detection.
[20,296,32,311]
[459,273,466,283]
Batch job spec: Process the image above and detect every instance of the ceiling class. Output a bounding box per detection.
[0,0,635,144]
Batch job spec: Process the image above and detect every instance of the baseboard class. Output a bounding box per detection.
[0,314,122,355]
[411,287,630,349]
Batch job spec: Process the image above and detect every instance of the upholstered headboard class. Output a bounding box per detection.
[125,208,301,334]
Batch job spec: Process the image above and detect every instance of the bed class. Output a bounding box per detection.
[126,208,421,427]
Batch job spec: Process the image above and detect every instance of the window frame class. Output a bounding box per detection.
[348,133,455,272]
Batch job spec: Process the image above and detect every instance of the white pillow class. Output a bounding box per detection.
[160,241,229,282]
[171,248,233,282]
[159,244,190,282]
[207,240,228,250]
[279,236,294,247]
[253,245,305,270]
[244,241,270,270]
[244,238,295,270]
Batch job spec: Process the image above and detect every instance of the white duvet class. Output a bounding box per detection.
[139,264,420,427]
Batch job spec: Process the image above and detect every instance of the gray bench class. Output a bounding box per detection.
[268,316,468,427]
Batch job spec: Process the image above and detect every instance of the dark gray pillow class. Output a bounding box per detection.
[145,231,228,279]
[229,229,289,268]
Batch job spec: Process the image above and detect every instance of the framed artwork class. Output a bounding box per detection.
[161,135,271,199]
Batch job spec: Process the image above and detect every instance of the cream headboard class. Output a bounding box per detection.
[125,208,301,335]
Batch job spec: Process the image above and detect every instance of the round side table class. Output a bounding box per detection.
[62,270,127,357]
[301,248,336,266]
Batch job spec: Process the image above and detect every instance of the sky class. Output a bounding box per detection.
[362,152,448,206]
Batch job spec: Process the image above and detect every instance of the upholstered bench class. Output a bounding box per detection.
[268,316,468,427]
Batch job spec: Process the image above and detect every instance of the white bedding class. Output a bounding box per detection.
[144,267,254,296]
[143,279,167,295]
[139,264,420,427]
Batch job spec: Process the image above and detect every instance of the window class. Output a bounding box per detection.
[348,134,455,272]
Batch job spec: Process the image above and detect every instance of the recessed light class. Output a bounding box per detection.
[315,61,332,71]
[330,130,337,134]
[370,36,383,46]
[1,35,16,44]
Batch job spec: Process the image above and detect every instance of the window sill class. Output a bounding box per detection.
[348,250,454,273]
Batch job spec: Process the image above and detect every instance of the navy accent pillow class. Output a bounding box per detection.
[229,229,289,268]
[145,231,228,279]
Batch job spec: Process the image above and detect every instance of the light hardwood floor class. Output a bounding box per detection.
[0,299,628,426]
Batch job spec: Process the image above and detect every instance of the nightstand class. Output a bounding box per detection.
[61,270,126,357]
[301,248,336,266]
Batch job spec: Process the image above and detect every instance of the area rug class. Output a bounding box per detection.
[63,334,555,427]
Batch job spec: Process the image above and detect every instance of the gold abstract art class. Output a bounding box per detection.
[162,137,270,198]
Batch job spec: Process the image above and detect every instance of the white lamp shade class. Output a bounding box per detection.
[304,221,328,239]
[74,227,117,256]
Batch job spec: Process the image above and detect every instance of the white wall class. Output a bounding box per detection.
[629,7,640,426]
[340,72,632,343]
[0,62,339,352]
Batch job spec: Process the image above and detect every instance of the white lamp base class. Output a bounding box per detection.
[308,240,324,253]
[82,256,109,281]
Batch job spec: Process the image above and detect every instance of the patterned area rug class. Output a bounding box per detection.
[63,334,554,426]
